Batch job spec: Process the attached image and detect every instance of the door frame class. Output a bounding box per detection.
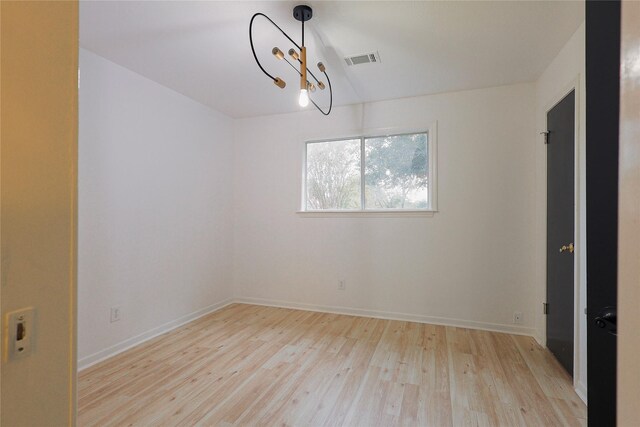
[541,76,587,403]
[617,1,640,419]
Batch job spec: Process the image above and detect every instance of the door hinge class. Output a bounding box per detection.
[543,303,549,315]
[541,131,550,145]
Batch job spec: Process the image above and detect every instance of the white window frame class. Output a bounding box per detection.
[298,122,438,217]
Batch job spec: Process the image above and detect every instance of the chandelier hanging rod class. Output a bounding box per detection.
[286,51,324,87]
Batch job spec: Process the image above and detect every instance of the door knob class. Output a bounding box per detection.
[593,307,617,336]
[559,243,574,253]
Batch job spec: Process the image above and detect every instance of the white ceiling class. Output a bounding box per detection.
[80,1,584,118]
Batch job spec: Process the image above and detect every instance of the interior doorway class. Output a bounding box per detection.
[545,90,576,376]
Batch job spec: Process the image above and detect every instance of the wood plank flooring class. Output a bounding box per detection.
[78,304,586,426]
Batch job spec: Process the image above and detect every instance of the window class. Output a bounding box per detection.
[302,127,437,214]
[305,138,361,210]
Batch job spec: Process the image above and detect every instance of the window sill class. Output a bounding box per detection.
[296,210,437,218]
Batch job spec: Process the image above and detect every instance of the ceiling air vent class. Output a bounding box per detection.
[344,51,381,66]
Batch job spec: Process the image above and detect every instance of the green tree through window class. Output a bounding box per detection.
[365,133,428,209]
[304,132,430,211]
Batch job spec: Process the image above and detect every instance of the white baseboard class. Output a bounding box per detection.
[77,298,234,371]
[234,297,537,337]
[575,381,588,405]
[79,296,538,371]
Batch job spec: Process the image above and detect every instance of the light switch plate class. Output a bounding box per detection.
[5,307,35,361]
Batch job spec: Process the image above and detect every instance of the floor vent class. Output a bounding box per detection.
[344,51,381,66]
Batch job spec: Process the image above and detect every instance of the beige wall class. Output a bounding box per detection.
[618,1,640,424]
[1,1,78,425]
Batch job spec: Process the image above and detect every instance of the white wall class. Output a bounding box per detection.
[77,26,588,401]
[233,83,538,335]
[78,49,234,367]
[534,22,587,402]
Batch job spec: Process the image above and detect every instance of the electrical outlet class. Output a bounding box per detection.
[513,311,523,325]
[110,306,122,323]
[338,279,346,290]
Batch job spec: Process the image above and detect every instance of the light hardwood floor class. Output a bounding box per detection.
[78,304,586,426]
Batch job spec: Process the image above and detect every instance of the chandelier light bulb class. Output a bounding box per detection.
[299,89,309,107]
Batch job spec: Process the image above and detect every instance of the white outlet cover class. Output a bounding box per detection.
[110,306,122,323]
[513,312,523,324]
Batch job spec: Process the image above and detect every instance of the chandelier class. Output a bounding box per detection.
[249,5,333,115]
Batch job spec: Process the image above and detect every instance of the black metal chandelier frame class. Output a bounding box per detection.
[249,5,333,115]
